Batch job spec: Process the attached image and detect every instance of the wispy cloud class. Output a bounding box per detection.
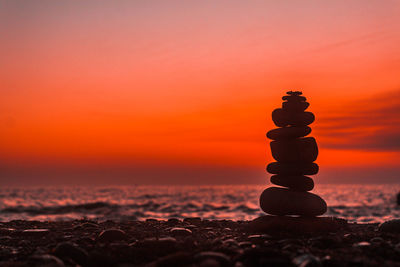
[316,89,400,151]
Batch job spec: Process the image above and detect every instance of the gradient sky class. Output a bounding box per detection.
[1,1,400,185]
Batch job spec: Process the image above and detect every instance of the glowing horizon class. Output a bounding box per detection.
[1,1,400,184]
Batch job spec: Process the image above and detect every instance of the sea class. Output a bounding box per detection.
[0,184,399,223]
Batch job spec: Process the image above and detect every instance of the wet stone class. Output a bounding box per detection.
[184,217,202,224]
[267,162,319,175]
[146,252,192,267]
[370,237,384,244]
[270,175,314,191]
[353,241,371,248]
[29,254,65,267]
[53,242,88,266]
[259,187,327,216]
[136,237,178,253]
[74,222,99,230]
[378,219,400,233]
[22,229,50,237]
[292,254,321,267]
[170,227,193,236]
[0,228,16,235]
[97,229,127,243]
[270,137,318,163]
[267,126,311,140]
[166,218,181,226]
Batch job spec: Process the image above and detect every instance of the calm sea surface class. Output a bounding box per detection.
[0,185,399,223]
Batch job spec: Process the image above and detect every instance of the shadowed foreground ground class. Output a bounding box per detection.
[0,218,400,266]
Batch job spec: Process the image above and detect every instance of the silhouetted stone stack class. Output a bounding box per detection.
[260,91,327,216]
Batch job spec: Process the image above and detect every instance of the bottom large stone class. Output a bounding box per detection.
[260,187,327,216]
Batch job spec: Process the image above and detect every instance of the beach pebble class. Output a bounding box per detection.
[74,222,99,230]
[22,229,50,237]
[238,241,253,248]
[272,109,315,127]
[146,252,192,267]
[260,187,327,216]
[195,251,230,266]
[135,237,178,254]
[170,227,192,236]
[29,254,65,266]
[0,228,16,235]
[198,258,221,267]
[270,175,314,191]
[292,254,321,267]
[166,218,181,225]
[267,126,311,140]
[97,229,127,243]
[184,217,202,224]
[53,242,88,266]
[395,243,400,253]
[270,137,318,163]
[370,237,384,244]
[0,236,12,243]
[378,219,400,233]
[353,241,371,248]
[267,162,319,175]
[237,247,291,266]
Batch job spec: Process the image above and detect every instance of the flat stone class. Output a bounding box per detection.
[272,109,315,127]
[282,95,306,102]
[266,126,311,140]
[270,175,314,191]
[270,137,318,163]
[282,101,310,112]
[259,187,327,216]
[22,229,50,237]
[267,162,319,175]
[246,216,347,233]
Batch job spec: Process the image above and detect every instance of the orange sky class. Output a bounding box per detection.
[1,1,400,184]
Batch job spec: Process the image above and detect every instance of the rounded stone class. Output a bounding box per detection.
[266,126,311,140]
[378,219,400,233]
[282,95,306,102]
[282,101,310,112]
[170,227,192,236]
[270,175,314,191]
[53,242,88,266]
[98,229,127,243]
[270,137,318,163]
[267,162,319,175]
[259,187,327,216]
[272,109,315,127]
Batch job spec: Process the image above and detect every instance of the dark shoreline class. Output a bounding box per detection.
[0,218,399,266]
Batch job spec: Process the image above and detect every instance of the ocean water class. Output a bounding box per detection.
[0,184,399,223]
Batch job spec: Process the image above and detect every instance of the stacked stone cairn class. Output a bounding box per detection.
[260,91,327,216]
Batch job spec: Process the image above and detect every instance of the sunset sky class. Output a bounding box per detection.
[1,1,400,185]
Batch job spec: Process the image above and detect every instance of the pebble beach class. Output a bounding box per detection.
[1,217,400,266]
